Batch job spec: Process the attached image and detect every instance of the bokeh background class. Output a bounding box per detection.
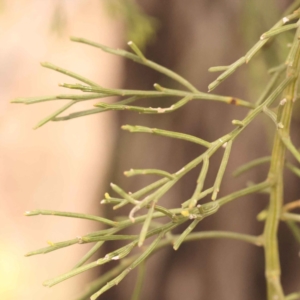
[0,0,299,299]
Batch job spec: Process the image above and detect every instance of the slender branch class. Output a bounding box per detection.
[70,37,199,92]
[263,24,300,300]
[282,212,300,223]
[73,242,104,269]
[208,9,300,92]
[130,261,146,300]
[285,292,300,300]
[233,156,271,177]
[41,62,101,87]
[90,232,163,300]
[212,140,232,200]
[138,202,155,247]
[286,162,300,177]
[75,256,137,300]
[260,22,299,40]
[278,133,300,164]
[124,168,174,180]
[282,200,300,212]
[286,221,300,244]
[186,155,209,208]
[217,181,271,206]
[25,209,118,227]
[122,125,211,148]
[33,100,77,129]
[171,231,263,246]
[173,219,201,250]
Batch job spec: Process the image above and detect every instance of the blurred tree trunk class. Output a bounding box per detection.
[101,1,300,299]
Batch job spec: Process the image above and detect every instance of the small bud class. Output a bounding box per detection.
[181,210,190,217]
[282,17,289,24]
[280,98,287,105]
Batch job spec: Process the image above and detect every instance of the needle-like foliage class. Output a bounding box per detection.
[13,2,300,300]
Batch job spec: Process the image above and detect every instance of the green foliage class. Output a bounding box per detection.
[13,2,300,300]
[104,0,158,49]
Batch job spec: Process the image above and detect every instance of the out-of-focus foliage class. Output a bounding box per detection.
[104,0,159,49]
[50,3,68,37]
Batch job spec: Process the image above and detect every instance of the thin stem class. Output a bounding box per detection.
[124,168,174,180]
[138,202,155,247]
[278,133,300,164]
[282,200,300,212]
[130,262,146,300]
[110,183,140,206]
[54,96,148,121]
[70,36,199,92]
[171,231,263,246]
[60,82,254,109]
[41,62,101,87]
[75,256,137,300]
[128,41,147,62]
[286,221,300,244]
[217,181,271,206]
[122,125,211,148]
[212,140,232,200]
[73,241,104,269]
[94,95,192,114]
[25,209,117,227]
[187,156,209,208]
[181,187,214,208]
[208,4,300,92]
[282,212,300,223]
[260,22,299,40]
[173,219,201,250]
[285,292,300,300]
[285,162,300,177]
[233,157,271,177]
[90,232,163,300]
[33,100,76,129]
[263,24,300,300]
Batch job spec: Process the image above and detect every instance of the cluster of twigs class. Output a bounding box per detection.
[13,2,300,300]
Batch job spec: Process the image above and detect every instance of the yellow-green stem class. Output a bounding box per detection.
[264,28,300,300]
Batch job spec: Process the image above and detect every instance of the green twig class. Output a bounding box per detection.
[25,209,117,227]
[233,157,271,177]
[73,241,104,269]
[286,162,300,177]
[187,156,209,208]
[70,36,199,92]
[282,212,300,223]
[41,62,101,87]
[212,140,232,200]
[90,232,163,300]
[124,168,174,179]
[285,292,300,300]
[130,261,146,300]
[122,125,211,148]
[138,202,155,247]
[33,100,76,129]
[286,221,300,244]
